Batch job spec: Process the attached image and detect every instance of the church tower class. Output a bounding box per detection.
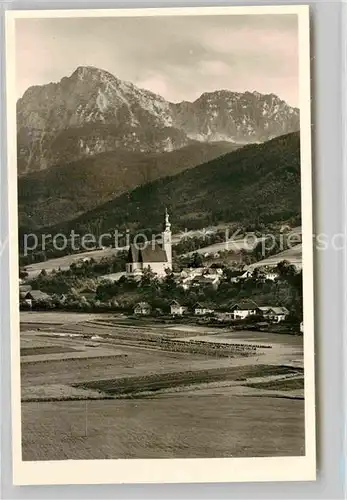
[162,208,172,270]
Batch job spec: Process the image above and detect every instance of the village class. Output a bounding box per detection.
[18,211,304,334]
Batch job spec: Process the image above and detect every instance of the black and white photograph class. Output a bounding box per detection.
[6,6,315,485]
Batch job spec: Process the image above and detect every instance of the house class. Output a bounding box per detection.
[100,272,126,283]
[259,306,289,323]
[180,268,205,278]
[239,269,253,280]
[126,209,172,278]
[134,302,151,316]
[23,290,51,307]
[179,276,194,290]
[264,270,279,281]
[230,271,246,283]
[231,299,260,320]
[170,300,188,316]
[255,266,279,281]
[191,275,220,290]
[194,302,215,316]
[280,224,291,233]
[208,267,224,276]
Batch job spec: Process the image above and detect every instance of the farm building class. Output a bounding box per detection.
[170,301,188,316]
[238,270,253,281]
[134,302,151,316]
[23,290,51,307]
[180,267,205,278]
[194,303,215,316]
[259,306,289,322]
[178,268,205,290]
[231,300,260,320]
[263,270,279,281]
[191,275,220,290]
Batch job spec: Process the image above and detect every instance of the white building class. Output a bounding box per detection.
[170,300,188,316]
[194,303,215,316]
[264,270,279,281]
[126,209,172,278]
[232,300,260,320]
[134,302,151,315]
[259,306,289,322]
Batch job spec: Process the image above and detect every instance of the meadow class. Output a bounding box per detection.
[20,312,305,460]
[22,395,305,460]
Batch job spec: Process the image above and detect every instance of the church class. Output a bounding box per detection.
[125,209,172,278]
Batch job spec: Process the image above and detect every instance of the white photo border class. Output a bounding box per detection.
[5,4,316,486]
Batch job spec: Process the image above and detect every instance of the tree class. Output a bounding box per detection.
[190,252,203,268]
[140,267,157,288]
[239,248,253,265]
[277,260,297,278]
[161,269,177,297]
[19,268,29,279]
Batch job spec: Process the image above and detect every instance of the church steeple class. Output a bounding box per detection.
[164,207,171,231]
[162,208,172,270]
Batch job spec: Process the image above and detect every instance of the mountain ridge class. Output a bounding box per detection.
[18,142,239,230]
[17,65,300,175]
[35,131,301,238]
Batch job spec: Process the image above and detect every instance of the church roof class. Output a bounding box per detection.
[127,243,168,264]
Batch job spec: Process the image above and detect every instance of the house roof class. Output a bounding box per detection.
[127,243,167,264]
[26,290,51,301]
[181,267,205,275]
[269,306,290,315]
[171,303,188,309]
[259,306,289,314]
[231,299,259,311]
[170,300,187,307]
[134,301,151,309]
[240,270,253,277]
[194,275,219,283]
[229,270,244,277]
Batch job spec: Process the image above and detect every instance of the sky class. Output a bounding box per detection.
[15,14,299,106]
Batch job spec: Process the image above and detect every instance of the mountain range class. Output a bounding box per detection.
[17,65,299,176]
[38,132,301,238]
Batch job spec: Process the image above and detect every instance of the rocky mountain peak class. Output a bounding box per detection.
[17,65,300,175]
